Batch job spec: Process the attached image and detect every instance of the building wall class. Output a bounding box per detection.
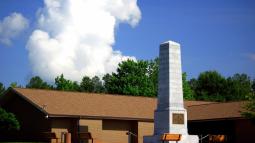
[102,119,131,143]
[79,119,102,143]
[51,118,72,143]
[2,94,50,132]
[138,121,154,143]
[1,98,155,143]
[235,119,255,143]
[79,119,140,143]
[51,118,78,143]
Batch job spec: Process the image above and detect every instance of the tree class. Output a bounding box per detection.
[193,71,227,101]
[26,76,52,89]
[103,59,158,97]
[103,58,196,97]
[91,76,105,93]
[242,94,255,119]
[55,74,80,91]
[148,58,159,96]
[80,76,93,92]
[252,79,255,96]
[189,78,197,90]
[0,108,20,131]
[10,82,18,88]
[9,82,22,88]
[103,73,112,93]
[182,73,195,100]
[225,74,252,101]
[0,82,5,97]
[72,81,80,91]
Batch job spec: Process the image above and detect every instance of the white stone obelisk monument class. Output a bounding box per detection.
[144,41,198,143]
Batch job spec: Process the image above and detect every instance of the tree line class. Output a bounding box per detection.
[0,58,255,102]
[0,58,255,130]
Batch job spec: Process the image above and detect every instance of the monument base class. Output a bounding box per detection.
[154,107,188,135]
[144,134,199,143]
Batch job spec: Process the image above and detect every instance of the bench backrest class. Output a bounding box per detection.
[160,133,181,141]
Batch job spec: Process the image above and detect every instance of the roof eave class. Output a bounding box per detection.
[10,88,48,116]
[47,114,154,122]
[188,117,244,122]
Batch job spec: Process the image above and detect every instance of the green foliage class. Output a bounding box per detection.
[225,74,252,101]
[9,82,23,88]
[80,76,105,93]
[80,76,94,92]
[0,82,5,97]
[182,73,195,100]
[10,82,18,88]
[242,79,255,119]
[190,71,253,102]
[242,95,255,119]
[0,108,20,131]
[252,79,255,94]
[243,102,255,119]
[55,74,80,91]
[91,76,105,93]
[191,71,227,101]
[148,58,159,96]
[2,58,253,101]
[103,59,158,97]
[26,76,52,89]
[103,73,112,93]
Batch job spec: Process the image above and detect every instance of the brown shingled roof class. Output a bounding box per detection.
[1,88,245,121]
[11,88,157,121]
[187,101,246,121]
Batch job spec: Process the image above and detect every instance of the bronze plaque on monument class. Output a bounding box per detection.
[172,113,184,124]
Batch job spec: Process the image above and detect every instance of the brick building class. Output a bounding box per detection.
[0,88,254,143]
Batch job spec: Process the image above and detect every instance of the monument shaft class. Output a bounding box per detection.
[144,41,198,143]
[158,41,184,109]
[154,41,187,135]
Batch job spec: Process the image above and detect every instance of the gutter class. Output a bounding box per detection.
[47,114,154,122]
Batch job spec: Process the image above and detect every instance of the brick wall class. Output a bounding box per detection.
[138,121,154,143]
[80,119,140,143]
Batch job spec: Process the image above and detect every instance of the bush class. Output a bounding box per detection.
[0,108,20,131]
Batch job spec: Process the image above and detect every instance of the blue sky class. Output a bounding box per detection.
[0,0,255,87]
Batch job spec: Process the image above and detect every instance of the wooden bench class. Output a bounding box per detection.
[160,133,181,143]
[41,132,59,143]
[79,132,93,143]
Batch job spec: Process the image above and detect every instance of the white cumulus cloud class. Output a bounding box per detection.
[26,0,141,82]
[0,12,29,46]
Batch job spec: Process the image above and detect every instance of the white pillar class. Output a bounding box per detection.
[144,41,198,143]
